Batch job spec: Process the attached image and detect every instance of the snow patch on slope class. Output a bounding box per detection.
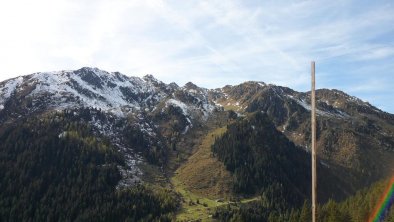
[86,113,143,187]
[287,95,348,118]
[0,76,23,107]
[19,69,169,117]
[166,99,189,116]
[165,99,194,134]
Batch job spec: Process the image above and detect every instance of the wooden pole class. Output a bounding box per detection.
[311,61,317,222]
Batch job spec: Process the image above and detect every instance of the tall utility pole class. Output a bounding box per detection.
[311,61,317,222]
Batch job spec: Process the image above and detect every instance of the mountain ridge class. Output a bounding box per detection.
[1,67,394,221]
[1,67,391,114]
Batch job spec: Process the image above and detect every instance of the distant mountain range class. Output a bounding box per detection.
[1,67,393,221]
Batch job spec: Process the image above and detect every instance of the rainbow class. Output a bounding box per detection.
[368,176,394,222]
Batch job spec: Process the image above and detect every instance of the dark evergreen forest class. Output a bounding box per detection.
[0,113,178,221]
[213,177,394,222]
[212,112,311,204]
[211,113,394,222]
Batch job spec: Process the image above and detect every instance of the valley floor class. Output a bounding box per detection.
[172,176,259,222]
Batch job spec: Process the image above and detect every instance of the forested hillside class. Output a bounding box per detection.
[211,112,311,200]
[0,115,178,221]
[1,68,394,221]
[213,177,394,222]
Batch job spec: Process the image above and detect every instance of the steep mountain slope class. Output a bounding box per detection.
[174,126,232,199]
[0,113,178,221]
[212,112,312,201]
[211,81,394,192]
[0,67,219,185]
[212,112,347,201]
[1,67,394,221]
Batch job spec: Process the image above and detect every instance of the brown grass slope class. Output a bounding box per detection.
[174,127,233,199]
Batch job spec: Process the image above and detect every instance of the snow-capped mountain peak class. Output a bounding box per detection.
[0,67,219,120]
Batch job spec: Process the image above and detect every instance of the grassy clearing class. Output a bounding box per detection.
[214,98,246,112]
[172,176,259,221]
[172,176,221,221]
[171,127,259,221]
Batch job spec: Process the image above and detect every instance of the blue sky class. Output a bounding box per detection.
[0,0,393,113]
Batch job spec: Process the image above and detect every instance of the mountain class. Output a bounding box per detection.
[211,82,394,190]
[1,67,393,221]
[0,67,217,183]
